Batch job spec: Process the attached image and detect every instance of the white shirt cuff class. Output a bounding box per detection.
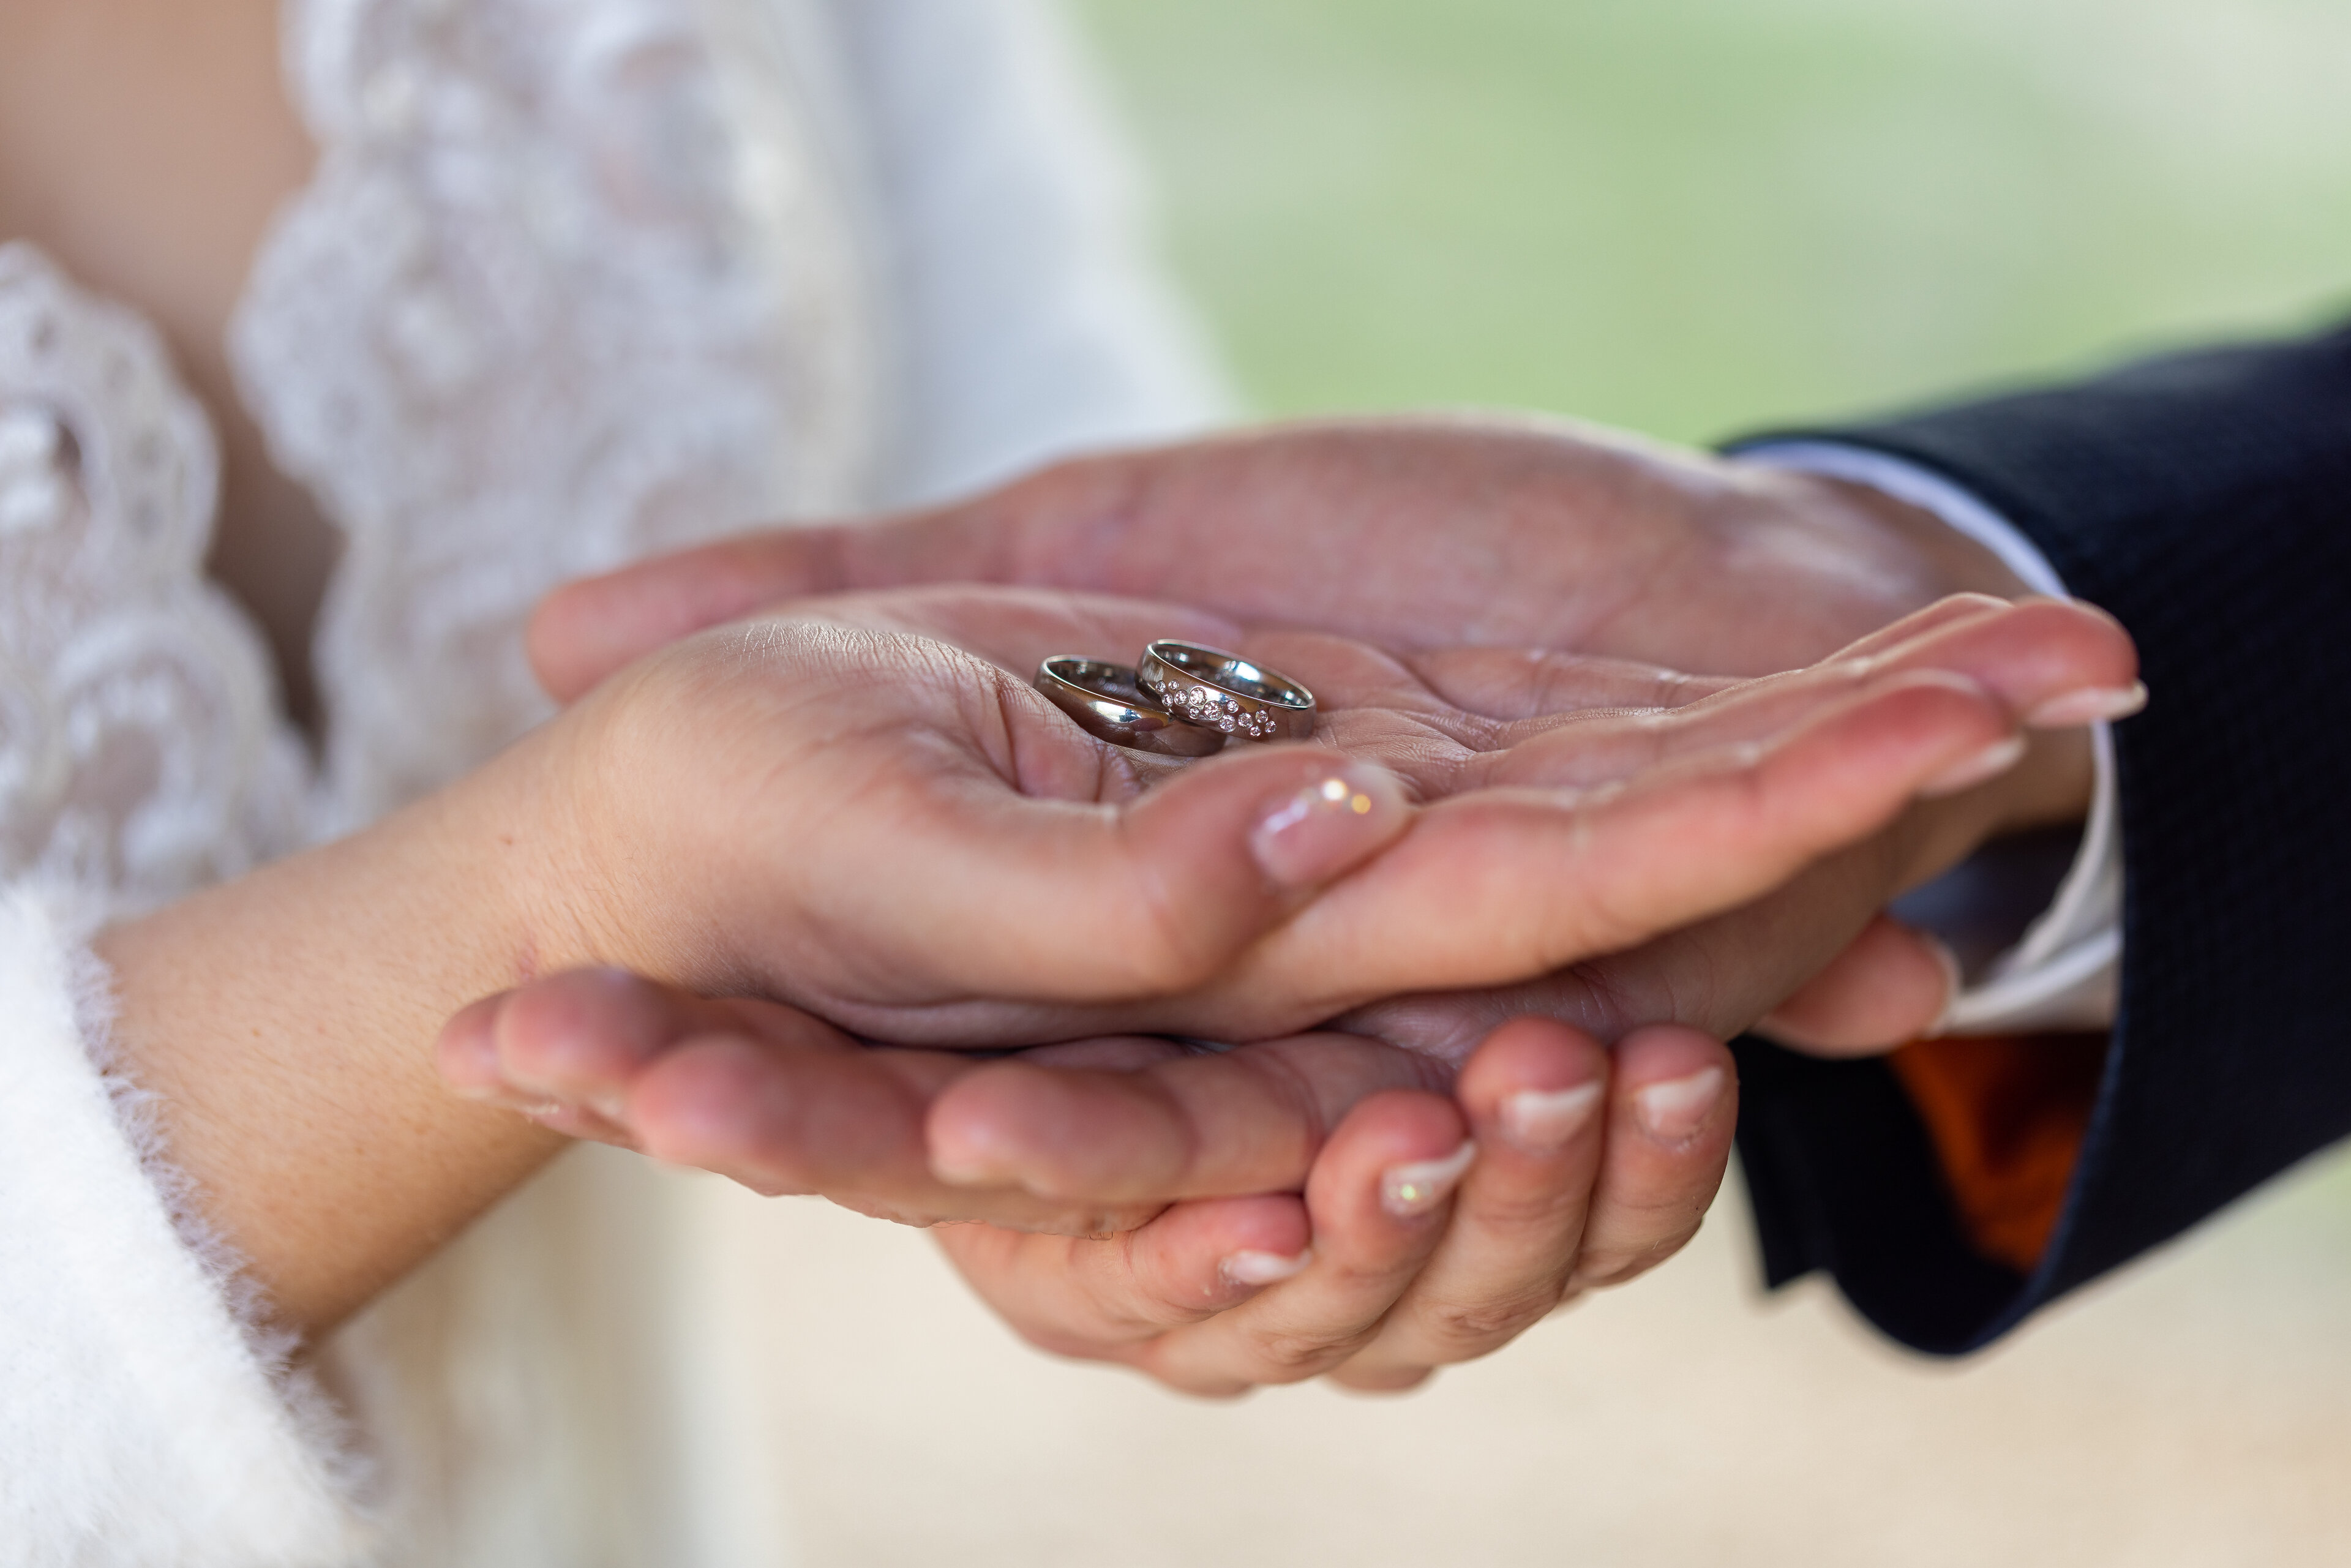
[1736,441,2123,1035]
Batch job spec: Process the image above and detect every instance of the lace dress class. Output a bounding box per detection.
[0,1,1221,1560]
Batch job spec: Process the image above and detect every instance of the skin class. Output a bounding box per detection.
[477,583,2134,1391]
[516,422,2141,1390]
[94,582,2096,1337]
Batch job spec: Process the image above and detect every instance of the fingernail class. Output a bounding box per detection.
[1922,932,1962,1037]
[2025,681,2147,728]
[1379,1140,1477,1218]
[1497,1082,1602,1153]
[1249,765,1401,888]
[1220,1248,1313,1287]
[1633,1067,1725,1142]
[1918,733,2026,797]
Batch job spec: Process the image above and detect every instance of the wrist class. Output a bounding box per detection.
[94,757,576,1334]
[1754,467,2036,604]
[501,655,754,996]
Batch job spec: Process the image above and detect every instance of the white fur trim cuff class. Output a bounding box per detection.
[0,885,373,1566]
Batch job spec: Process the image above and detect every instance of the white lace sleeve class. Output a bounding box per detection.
[824,0,1233,506]
[0,245,369,1563]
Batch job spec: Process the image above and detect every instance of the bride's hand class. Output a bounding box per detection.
[446,965,1734,1392]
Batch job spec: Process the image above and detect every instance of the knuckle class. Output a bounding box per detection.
[1414,1289,1562,1357]
[1246,1326,1379,1382]
[1117,902,1224,993]
[1573,1224,1703,1290]
[1461,1182,1590,1238]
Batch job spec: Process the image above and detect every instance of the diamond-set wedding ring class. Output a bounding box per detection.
[1033,641,1317,754]
[1136,640,1318,742]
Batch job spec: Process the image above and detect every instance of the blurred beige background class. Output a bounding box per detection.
[730,1,2351,1560]
[713,1151,2351,1566]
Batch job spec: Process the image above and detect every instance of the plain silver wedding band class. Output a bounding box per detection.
[1135,640,1317,743]
[1033,656,1228,757]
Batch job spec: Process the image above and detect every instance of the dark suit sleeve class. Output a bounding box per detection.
[1722,322,2351,1355]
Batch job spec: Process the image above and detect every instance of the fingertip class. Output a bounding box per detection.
[1456,1016,1610,1157]
[1309,1089,1474,1223]
[1135,1193,1314,1306]
[493,966,678,1107]
[1758,913,1955,1056]
[1244,758,1412,890]
[1611,1026,1736,1147]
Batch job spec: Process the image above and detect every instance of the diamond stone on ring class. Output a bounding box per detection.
[1033,656,1228,757]
[1135,640,1317,743]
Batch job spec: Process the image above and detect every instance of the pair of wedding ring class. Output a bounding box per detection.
[1035,640,1317,756]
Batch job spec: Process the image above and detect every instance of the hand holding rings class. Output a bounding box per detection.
[1035,640,1317,756]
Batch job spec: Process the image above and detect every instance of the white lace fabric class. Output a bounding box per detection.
[0,0,1223,1561]
[238,0,885,826]
[0,246,308,914]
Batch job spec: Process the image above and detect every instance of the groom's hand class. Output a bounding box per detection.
[528,414,2029,700]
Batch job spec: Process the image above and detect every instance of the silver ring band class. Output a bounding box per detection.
[1136,640,1316,743]
[1034,656,1228,757]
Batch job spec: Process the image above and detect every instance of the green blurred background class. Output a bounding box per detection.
[1073,0,2351,443]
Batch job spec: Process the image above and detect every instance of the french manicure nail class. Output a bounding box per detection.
[1918,733,2027,797]
[1633,1067,1725,1142]
[1220,1248,1313,1287]
[2025,681,2148,728]
[1249,765,1397,887]
[1498,1083,1602,1153]
[1379,1140,1477,1218]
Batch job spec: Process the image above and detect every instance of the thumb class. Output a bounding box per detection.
[529,525,866,701]
[527,456,1139,701]
[530,449,1156,700]
[804,745,1415,1019]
